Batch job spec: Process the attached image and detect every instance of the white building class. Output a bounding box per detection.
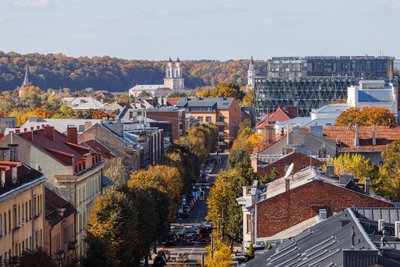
[128,58,186,97]
[164,58,185,90]
[62,97,105,111]
[246,56,256,91]
[347,80,397,114]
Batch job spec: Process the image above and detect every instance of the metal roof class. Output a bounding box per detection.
[358,90,393,102]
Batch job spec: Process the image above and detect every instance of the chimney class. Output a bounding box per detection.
[354,123,359,147]
[8,144,18,162]
[0,147,10,161]
[372,124,376,146]
[44,125,55,141]
[285,177,290,192]
[1,170,5,188]
[265,126,276,145]
[11,166,17,184]
[326,165,334,176]
[67,126,78,144]
[26,131,33,141]
[365,177,371,195]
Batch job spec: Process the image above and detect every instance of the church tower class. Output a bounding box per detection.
[164,57,185,90]
[19,64,32,97]
[247,56,255,91]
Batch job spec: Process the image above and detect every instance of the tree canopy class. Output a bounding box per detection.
[336,107,396,127]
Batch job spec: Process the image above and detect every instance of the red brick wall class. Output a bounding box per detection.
[256,181,393,238]
[257,152,323,178]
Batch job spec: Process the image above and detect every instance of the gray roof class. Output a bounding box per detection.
[246,207,400,267]
[258,130,337,158]
[245,209,379,267]
[311,103,351,114]
[176,97,234,110]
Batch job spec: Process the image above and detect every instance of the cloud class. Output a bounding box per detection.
[13,0,51,8]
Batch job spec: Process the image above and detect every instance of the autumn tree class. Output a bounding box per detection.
[331,153,377,183]
[336,107,396,126]
[374,139,400,201]
[204,240,232,267]
[196,82,245,100]
[241,89,254,107]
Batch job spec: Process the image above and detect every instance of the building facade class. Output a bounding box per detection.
[0,126,104,258]
[255,56,395,118]
[176,97,242,147]
[164,58,185,90]
[0,154,46,265]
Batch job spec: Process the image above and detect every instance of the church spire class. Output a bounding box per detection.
[21,64,30,88]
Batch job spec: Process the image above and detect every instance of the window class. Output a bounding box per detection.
[197,116,203,122]
[0,213,2,236]
[218,117,225,122]
[3,212,6,235]
[218,126,225,132]
[29,200,32,220]
[246,214,252,234]
[206,116,212,122]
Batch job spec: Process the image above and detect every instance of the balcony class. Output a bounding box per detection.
[218,132,228,137]
[215,121,226,126]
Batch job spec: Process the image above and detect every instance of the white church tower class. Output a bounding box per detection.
[164,57,185,90]
[247,56,255,91]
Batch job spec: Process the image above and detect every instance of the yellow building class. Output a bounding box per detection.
[0,156,46,265]
[176,97,243,148]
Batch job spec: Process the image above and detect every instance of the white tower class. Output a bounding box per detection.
[247,56,255,91]
[164,57,185,90]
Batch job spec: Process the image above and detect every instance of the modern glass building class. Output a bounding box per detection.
[255,56,395,118]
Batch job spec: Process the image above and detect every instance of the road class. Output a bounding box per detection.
[153,153,228,266]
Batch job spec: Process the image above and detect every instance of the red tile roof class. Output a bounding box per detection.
[323,125,400,151]
[18,129,86,165]
[257,108,292,129]
[166,98,180,106]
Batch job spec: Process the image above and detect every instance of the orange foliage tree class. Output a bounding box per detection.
[336,107,396,126]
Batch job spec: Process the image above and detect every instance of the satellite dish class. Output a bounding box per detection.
[284,163,294,180]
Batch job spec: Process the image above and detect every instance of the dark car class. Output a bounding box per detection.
[235,252,248,264]
[153,255,166,266]
[157,250,170,262]
[165,234,178,246]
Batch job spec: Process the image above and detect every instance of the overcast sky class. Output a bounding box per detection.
[0,0,399,60]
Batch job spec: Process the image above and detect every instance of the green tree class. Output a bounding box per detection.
[375,139,400,200]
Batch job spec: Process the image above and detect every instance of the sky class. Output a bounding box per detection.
[0,0,399,60]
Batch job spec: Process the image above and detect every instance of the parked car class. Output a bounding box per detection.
[174,225,186,236]
[185,230,198,242]
[157,250,171,262]
[235,252,248,264]
[204,167,213,174]
[165,234,178,246]
[253,241,266,251]
[176,252,189,263]
[153,255,166,266]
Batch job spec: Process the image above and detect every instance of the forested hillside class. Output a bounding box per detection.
[0,51,266,91]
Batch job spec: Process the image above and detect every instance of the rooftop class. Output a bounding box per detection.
[45,188,76,227]
[62,97,105,110]
[0,161,45,200]
[245,207,400,267]
[257,108,293,129]
[176,97,234,110]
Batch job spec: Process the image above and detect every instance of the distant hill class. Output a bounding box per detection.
[0,51,266,92]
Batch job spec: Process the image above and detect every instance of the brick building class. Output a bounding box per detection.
[176,97,242,148]
[237,167,393,249]
[323,125,400,164]
[256,151,323,178]
[146,108,186,141]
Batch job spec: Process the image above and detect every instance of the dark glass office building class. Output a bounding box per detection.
[255,56,395,118]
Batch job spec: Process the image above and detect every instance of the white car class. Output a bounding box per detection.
[204,167,213,174]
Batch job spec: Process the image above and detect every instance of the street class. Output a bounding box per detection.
[152,153,228,266]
